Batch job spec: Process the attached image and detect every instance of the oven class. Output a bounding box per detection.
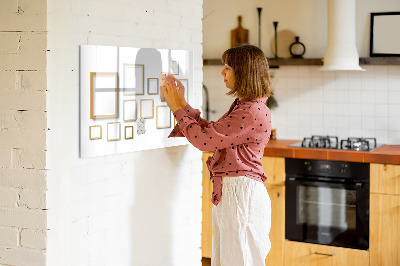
[285,158,370,250]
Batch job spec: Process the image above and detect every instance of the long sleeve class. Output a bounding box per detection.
[172,105,257,152]
[168,104,211,137]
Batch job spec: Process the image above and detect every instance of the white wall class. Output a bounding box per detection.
[203,0,400,145]
[46,0,203,266]
[0,0,48,265]
[203,0,400,58]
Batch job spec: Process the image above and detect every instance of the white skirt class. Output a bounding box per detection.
[212,176,271,266]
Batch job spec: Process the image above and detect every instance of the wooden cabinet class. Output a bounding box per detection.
[284,241,369,266]
[370,163,400,195]
[370,163,400,266]
[201,152,213,258]
[261,156,285,266]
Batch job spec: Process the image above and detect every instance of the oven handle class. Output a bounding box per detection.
[286,177,364,189]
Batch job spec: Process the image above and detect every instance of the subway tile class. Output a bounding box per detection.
[361,104,375,117]
[388,117,400,131]
[388,91,400,104]
[362,90,375,104]
[374,65,388,77]
[375,104,389,117]
[362,116,375,130]
[374,77,388,91]
[348,103,362,116]
[348,90,362,103]
[388,104,400,117]
[374,90,388,104]
[374,130,389,144]
[388,131,400,144]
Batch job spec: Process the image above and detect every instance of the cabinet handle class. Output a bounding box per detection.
[314,252,335,257]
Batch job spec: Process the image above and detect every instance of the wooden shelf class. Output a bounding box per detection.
[203,57,400,67]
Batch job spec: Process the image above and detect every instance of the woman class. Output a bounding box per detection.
[161,44,273,266]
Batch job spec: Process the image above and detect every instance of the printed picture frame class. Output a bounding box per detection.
[89,125,102,140]
[179,79,189,102]
[156,105,171,129]
[140,99,154,119]
[107,122,121,141]
[125,126,134,140]
[123,64,144,95]
[90,72,118,119]
[147,78,159,95]
[123,99,137,121]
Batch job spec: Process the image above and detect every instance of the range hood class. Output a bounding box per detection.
[320,0,365,71]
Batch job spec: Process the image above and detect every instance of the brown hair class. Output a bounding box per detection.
[221,44,273,99]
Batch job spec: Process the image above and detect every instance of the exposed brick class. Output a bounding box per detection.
[0,32,20,55]
[0,32,47,71]
[0,0,18,14]
[19,189,46,209]
[0,208,46,230]
[1,110,47,130]
[20,149,46,170]
[0,247,45,266]
[17,70,47,91]
[0,187,19,208]
[0,90,46,111]
[20,229,46,250]
[0,168,47,189]
[0,227,19,247]
[0,129,46,150]
[0,149,11,169]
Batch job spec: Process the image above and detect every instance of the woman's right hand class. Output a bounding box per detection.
[167,74,187,108]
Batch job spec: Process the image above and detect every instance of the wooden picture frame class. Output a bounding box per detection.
[89,125,102,140]
[179,78,189,102]
[107,122,121,141]
[370,12,400,57]
[140,99,154,119]
[125,126,134,140]
[147,78,159,95]
[123,99,137,121]
[123,64,144,95]
[156,105,171,129]
[90,72,118,119]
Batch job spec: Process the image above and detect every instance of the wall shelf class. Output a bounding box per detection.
[203,57,400,67]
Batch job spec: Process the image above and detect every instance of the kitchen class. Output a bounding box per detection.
[202,0,400,265]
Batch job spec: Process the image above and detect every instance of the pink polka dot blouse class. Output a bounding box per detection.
[169,97,272,206]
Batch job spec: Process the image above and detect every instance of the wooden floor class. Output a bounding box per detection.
[202,257,211,266]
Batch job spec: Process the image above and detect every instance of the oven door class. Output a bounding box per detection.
[285,177,369,250]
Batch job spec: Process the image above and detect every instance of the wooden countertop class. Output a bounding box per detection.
[263,139,400,165]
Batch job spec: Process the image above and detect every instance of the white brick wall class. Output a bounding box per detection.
[46,1,203,266]
[0,0,48,265]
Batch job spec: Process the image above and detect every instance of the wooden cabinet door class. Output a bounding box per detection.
[201,152,213,258]
[284,241,369,266]
[370,163,400,195]
[262,156,285,186]
[264,184,284,266]
[370,193,400,266]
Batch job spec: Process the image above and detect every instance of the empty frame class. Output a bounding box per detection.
[89,125,102,140]
[147,78,159,95]
[370,12,400,56]
[90,72,118,119]
[123,64,144,95]
[107,122,121,141]
[140,99,154,119]
[156,105,171,129]
[125,126,134,139]
[123,100,137,121]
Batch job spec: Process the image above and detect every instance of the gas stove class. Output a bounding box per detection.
[289,135,381,151]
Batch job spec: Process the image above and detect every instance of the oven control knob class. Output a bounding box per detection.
[340,164,347,174]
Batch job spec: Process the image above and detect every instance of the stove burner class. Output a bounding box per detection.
[301,135,339,149]
[340,137,377,151]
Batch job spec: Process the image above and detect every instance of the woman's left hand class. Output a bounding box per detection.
[160,77,183,113]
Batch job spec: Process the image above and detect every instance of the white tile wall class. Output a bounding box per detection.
[271,65,400,144]
[203,65,400,145]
